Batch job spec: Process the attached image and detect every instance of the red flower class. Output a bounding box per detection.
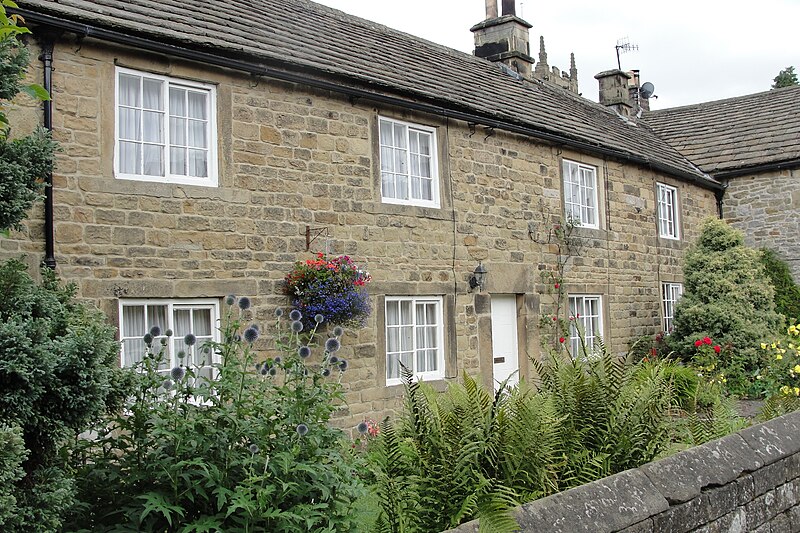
[703,337,712,345]
[714,345,721,354]
[554,283,560,289]
[694,339,703,347]
[552,316,557,321]
[559,337,565,343]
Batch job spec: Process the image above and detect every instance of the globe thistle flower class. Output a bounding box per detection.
[269,367,277,376]
[314,314,325,324]
[329,355,339,364]
[143,333,153,345]
[339,359,348,372]
[322,368,331,377]
[149,325,162,337]
[243,327,260,344]
[325,338,341,353]
[177,350,186,359]
[171,366,186,381]
[291,320,304,333]
[274,356,283,365]
[184,333,197,346]
[298,345,311,358]
[225,294,236,306]
[250,323,260,332]
[333,326,344,338]
[238,296,251,310]
[249,443,259,454]
[274,308,284,318]
[289,309,302,321]
[357,421,369,435]
[160,337,168,346]
[296,423,309,436]
[165,329,173,337]
[260,365,269,376]
[162,378,173,390]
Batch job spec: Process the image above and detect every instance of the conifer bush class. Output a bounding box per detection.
[760,248,800,322]
[668,218,781,395]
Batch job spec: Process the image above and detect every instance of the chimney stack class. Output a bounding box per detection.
[594,69,633,116]
[471,0,534,80]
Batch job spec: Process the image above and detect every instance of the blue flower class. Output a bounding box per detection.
[249,443,259,454]
[243,327,259,344]
[184,333,197,346]
[171,366,186,381]
[238,296,252,310]
[314,314,325,324]
[149,325,162,337]
[291,320,304,333]
[143,333,153,345]
[329,356,339,364]
[339,359,348,372]
[165,329,173,337]
[177,350,186,359]
[162,378,173,390]
[298,346,311,358]
[357,421,368,434]
[226,294,236,306]
[333,326,344,338]
[269,367,277,376]
[296,423,309,436]
[322,368,331,377]
[290,309,303,321]
[260,366,269,375]
[274,308,284,317]
[274,356,282,365]
[325,338,341,353]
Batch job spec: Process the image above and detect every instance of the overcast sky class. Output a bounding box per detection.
[313,0,799,110]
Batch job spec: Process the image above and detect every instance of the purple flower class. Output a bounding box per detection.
[274,307,284,317]
[170,366,186,381]
[243,327,259,344]
[357,421,368,434]
[296,423,309,436]
[322,368,331,377]
[184,333,197,346]
[338,359,348,372]
[149,325,162,337]
[238,296,251,310]
[290,309,303,321]
[143,333,153,345]
[225,294,236,306]
[249,443,259,454]
[325,338,341,353]
[291,320,304,333]
[333,326,344,338]
[329,355,339,364]
[314,314,325,324]
[298,346,311,358]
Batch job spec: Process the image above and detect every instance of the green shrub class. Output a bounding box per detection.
[760,248,800,322]
[368,346,738,533]
[668,218,781,395]
[0,259,129,531]
[0,424,27,529]
[68,300,365,532]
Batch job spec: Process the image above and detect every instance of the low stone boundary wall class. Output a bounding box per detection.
[447,411,800,532]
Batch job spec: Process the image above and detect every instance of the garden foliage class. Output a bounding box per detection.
[759,248,800,322]
[68,299,365,532]
[668,218,781,395]
[369,345,742,533]
[284,253,371,330]
[755,321,800,420]
[0,0,56,233]
[0,259,129,531]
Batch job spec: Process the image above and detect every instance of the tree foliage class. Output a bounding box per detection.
[772,66,799,89]
[0,0,55,233]
[0,259,131,531]
[668,218,781,395]
[760,248,800,322]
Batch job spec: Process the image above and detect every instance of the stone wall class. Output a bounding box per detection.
[447,411,800,533]
[1,35,718,426]
[724,168,800,282]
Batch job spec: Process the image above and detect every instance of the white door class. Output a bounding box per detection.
[491,295,519,391]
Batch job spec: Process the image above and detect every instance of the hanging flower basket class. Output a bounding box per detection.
[283,253,372,330]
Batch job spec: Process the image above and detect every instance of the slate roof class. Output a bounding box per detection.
[645,85,800,176]
[16,0,718,187]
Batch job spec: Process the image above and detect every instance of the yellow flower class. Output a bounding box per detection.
[777,354,784,360]
[794,387,800,396]
[793,365,800,374]
[781,385,791,395]
[772,343,778,349]
[761,343,768,349]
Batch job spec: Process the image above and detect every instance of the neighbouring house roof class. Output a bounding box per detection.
[15,0,720,188]
[645,85,800,178]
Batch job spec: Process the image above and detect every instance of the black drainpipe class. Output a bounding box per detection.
[37,30,58,269]
[714,182,727,219]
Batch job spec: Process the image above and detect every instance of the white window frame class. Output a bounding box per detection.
[568,295,604,357]
[118,299,220,375]
[661,282,683,333]
[657,183,680,239]
[378,116,440,208]
[563,160,599,228]
[115,66,218,187]
[385,296,445,386]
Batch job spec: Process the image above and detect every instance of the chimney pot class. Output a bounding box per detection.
[501,0,515,16]
[485,0,498,19]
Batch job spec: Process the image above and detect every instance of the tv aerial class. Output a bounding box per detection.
[615,37,638,70]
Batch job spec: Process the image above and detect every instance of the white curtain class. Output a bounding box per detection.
[122,305,145,366]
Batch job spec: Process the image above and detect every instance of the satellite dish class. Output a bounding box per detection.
[639,82,655,99]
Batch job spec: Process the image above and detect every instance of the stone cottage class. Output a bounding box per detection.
[644,85,800,281]
[5,0,723,425]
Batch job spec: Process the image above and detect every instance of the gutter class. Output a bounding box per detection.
[15,8,724,192]
[710,159,800,180]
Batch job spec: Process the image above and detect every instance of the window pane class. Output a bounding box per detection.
[387,353,400,379]
[380,146,394,172]
[119,141,141,174]
[170,146,186,176]
[393,123,407,149]
[188,119,207,148]
[411,176,421,200]
[142,144,164,176]
[394,148,408,174]
[192,308,212,336]
[119,108,141,141]
[396,173,409,200]
[387,327,400,353]
[381,172,396,199]
[187,91,207,120]
[142,111,163,143]
[123,339,146,366]
[119,74,140,107]
[170,87,186,117]
[174,309,191,336]
[400,300,412,324]
[417,132,431,156]
[170,117,187,146]
[379,120,393,146]
[386,301,400,326]
[188,149,208,178]
[418,155,431,178]
[123,305,146,336]
[409,130,420,153]
[421,177,432,201]
[400,325,413,351]
[142,78,163,110]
